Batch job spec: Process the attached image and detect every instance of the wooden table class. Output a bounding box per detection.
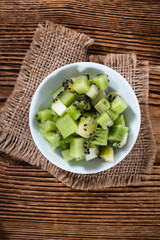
[0,1,160,239]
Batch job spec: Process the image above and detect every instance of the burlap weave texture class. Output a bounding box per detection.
[0,21,156,190]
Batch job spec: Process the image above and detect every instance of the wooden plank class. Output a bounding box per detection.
[0,0,160,239]
[0,220,160,240]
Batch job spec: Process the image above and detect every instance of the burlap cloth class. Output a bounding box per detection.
[0,21,156,190]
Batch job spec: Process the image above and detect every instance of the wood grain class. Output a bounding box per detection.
[0,0,160,239]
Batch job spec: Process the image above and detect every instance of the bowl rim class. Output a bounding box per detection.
[29,62,141,174]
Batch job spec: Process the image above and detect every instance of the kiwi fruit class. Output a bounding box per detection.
[76,116,97,139]
[36,109,53,124]
[36,73,129,164]
[56,113,78,139]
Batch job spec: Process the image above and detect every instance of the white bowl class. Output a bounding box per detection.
[29,62,141,174]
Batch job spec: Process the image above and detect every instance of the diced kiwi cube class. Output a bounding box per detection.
[62,78,76,92]
[86,84,99,99]
[56,114,78,139]
[36,109,53,124]
[113,114,126,126]
[91,74,109,90]
[91,90,107,106]
[59,91,75,107]
[50,108,60,122]
[89,127,108,146]
[43,131,61,150]
[100,147,114,162]
[106,109,119,121]
[85,147,99,161]
[51,99,67,116]
[113,132,128,148]
[66,104,81,121]
[76,116,97,139]
[62,149,74,161]
[108,125,129,142]
[111,96,127,114]
[52,86,64,99]
[96,112,113,129]
[95,98,110,114]
[106,92,120,102]
[70,137,85,158]
[74,75,90,94]
[40,120,56,135]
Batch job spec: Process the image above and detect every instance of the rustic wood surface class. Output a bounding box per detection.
[0,0,160,239]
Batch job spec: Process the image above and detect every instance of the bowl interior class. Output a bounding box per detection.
[29,62,141,174]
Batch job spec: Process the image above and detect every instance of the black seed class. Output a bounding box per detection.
[68,87,71,90]
[38,119,41,123]
[97,73,103,76]
[36,114,38,117]
[83,128,87,131]
[83,74,89,79]
[84,124,87,126]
